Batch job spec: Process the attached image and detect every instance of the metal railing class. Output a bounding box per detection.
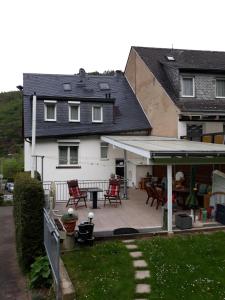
[44,208,61,300]
[43,179,128,202]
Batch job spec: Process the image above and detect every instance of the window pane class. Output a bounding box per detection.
[216,80,225,97]
[70,146,78,164]
[187,124,202,141]
[46,104,55,119]
[93,107,101,121]
[59,146,68,164]
[182,78,193,96]
[101,142,108,158]
[70,105,79,120]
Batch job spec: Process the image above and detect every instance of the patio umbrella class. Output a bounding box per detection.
[186,165,198,221]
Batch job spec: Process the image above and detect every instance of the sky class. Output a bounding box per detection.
[1,0,225,92]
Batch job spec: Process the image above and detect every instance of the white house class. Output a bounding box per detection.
[23,69,151,186]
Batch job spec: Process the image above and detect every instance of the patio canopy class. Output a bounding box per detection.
[101,135,225,165]
[101,135,225,234]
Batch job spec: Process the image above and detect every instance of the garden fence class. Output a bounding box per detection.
[44,208,61,300]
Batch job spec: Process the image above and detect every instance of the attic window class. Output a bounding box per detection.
[63,83,72,91]
[166,56,175,61]
[99,83,110,90]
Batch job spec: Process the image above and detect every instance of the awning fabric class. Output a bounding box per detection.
[101,135,225,165]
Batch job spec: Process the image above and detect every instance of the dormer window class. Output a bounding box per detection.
[181,77,195,97]
[44,100,57,121]
[216,79,225,98]
[92,105,103,123]
[68,101,80,122]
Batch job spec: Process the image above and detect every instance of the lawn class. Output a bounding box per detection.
[62,232,225,300]
[62,241,135,300]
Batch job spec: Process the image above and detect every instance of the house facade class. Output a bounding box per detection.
[23,70,151,185]
[125,47,225,141]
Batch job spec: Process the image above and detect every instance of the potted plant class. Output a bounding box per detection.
[61,208,78,233]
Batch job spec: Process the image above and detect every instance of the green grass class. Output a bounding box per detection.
[62,233,225,300]
[62,241,135,300]
[138,232,225,300]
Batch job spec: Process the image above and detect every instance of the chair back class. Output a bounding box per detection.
[108,179,120,196]
[67,180,81,197]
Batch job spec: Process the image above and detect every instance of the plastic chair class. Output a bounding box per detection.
[104,179,121,206]
[66,180,87,209]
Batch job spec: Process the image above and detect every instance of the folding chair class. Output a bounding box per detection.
[66,180,87,209]
[104,179,121,206]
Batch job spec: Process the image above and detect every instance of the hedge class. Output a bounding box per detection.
[14,172,45,273]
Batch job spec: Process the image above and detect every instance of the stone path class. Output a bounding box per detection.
[0,207,30,300]
[123,239,151,299]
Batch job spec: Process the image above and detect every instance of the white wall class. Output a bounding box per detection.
[177,121,187,138]
[24,136,148,185]
[203,122,223,134]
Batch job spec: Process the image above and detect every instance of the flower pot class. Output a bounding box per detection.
[62,220,77,233]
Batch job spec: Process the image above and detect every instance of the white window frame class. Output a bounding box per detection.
[44,100,57,121]
[68,101,80,122]
[181,77,195,97]
[100,142,109,159]
[92,105,103,123]
[215,79,225,98]
[58,143,79,166]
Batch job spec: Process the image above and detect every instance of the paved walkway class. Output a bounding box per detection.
[123,239,151,299]
[0,207,30,300]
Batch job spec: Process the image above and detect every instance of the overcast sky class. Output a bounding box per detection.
[1,0,225,92]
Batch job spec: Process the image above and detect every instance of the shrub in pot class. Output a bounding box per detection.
[61,208,78,233]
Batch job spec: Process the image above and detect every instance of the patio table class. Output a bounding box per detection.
[81,187,103,209]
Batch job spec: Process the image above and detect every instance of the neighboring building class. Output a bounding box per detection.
[23,69,151,184]
[125,46,225,141]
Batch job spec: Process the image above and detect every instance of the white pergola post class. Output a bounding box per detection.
[167,164,173,233]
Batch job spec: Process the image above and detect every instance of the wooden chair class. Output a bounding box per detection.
[104,179,121,206]
[145,182,164,209]
[66,180,87,209]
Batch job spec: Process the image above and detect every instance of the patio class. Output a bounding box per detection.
[55,186,223,237]
[56,187,162,235]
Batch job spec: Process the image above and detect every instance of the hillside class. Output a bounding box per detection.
[0,91,23,157]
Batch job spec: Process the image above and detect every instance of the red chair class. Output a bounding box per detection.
[104,179,121,206]
[66,180,87,209]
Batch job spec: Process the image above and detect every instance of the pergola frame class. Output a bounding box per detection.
[101,135,225,234]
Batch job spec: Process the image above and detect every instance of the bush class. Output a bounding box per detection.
[14,172,45,273]
[29,256,52,289]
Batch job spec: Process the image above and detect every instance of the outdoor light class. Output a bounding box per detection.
[88,212,94,223]
[68,208,74,215]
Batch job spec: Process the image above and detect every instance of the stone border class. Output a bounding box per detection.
[60,258,75,300]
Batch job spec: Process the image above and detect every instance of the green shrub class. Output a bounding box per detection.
[14,172,45,273]
[29,256,52,289]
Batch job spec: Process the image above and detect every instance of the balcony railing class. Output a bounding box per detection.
[43,179,127,203]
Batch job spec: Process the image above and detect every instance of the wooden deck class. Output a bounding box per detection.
[56,188,162,234]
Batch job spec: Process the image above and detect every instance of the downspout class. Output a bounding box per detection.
[31,92,37,178]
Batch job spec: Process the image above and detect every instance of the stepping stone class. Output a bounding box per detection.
[134,299,148,300]
[135,270,150,280]
[136,283,151,294]
[133,260,148,268]
[129,251,143,258]
[125,244,138,250]
[122,239,135,244]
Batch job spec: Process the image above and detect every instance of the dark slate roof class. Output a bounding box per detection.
[133,46,225,112]
[23,72,150,138]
